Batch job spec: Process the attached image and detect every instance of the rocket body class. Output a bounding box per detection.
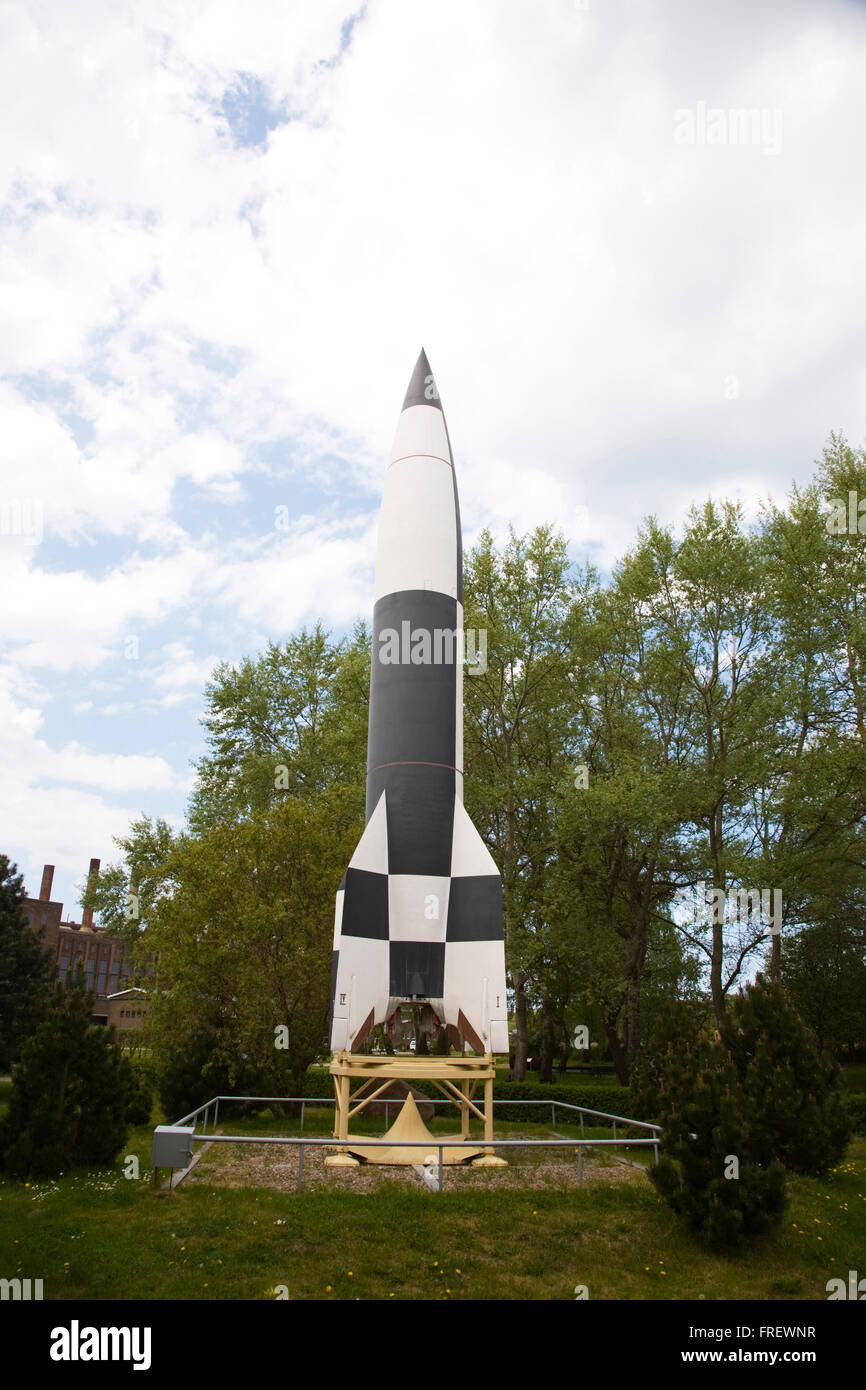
[329,352,508,1055]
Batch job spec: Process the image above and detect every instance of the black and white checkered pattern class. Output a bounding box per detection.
[329,353,508,1054]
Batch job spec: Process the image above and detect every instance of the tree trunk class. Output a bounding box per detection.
[710,917,726,1026]
[604,1001,629,1086]
[539,996,555,1083]
[511,970,528,1081]
[769,930,781,979]
[623,977,642,1080]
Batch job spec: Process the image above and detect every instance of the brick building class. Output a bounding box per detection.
[22,858,144,1031]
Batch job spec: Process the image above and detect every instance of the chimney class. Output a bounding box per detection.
[81,857,101,930]
[39,864,55,902]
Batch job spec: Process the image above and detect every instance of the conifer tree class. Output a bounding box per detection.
[722,974,850,1175]
[0,854,55,1070]
[629,995,711,1120]
[650,1028,787,1251]
[0,971,132,1178]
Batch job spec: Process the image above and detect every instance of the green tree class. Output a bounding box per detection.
[650,973,850,1252]
[188,623,369,832]
[0,973,131,1178]
[145,794,361,1098]
[81,817,180,995]
[629,993,713,1121]
[548,539,697,1083]
[722,974,851,1175]
[780,922,866,1054]
[756,437,866,974]
[650,1026,788,1252]
[462,526,587,1080]
[666,501,781,1023]
[0,854,55,1070]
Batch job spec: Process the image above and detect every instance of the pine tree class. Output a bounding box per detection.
[0,972,132,1178]
[629,995,711,1120]
[0,854,55,1070]
[651,1028,787,1252]
[722,974,851,1175]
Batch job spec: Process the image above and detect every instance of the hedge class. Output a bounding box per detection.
[485,1082,633,1125]
[240,1072,866,1138]
[303,1069,633,1124]
[843,1092,866,1135]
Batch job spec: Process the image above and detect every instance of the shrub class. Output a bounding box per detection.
[157,1027,235,1121]
[124,1063,154,1127]
[630,996,711,1122]
[0,854,55,1070]
[488,1081,631,1124]
[722,975,851,1176]
[302,1070,633,1123]
[0,977,131,1178]
[842,1093,866,1135]
[650,1028,788,1251]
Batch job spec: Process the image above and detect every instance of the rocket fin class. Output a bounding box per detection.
[330,792,391,1052]
[444,798,509,1053]
[450,799,500,877]
[348,790,389,874]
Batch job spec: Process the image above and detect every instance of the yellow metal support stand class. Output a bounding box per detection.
[325,1052,507,1167]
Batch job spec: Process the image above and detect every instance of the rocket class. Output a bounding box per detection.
[329,350,509,1056]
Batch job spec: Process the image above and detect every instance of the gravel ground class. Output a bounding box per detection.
[184,1133,650,1194]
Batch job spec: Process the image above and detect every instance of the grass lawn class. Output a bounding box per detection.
[0,1081,863,1301]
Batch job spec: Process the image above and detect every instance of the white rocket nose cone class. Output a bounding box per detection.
[373,353,458,604]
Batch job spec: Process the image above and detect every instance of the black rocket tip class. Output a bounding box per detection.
[402,347,443,412]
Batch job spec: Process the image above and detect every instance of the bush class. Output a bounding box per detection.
[722,975,851,1176]
[648,976,853,1251]
[302,1070,633,1122]
[157,1028,236,1121]
[0,978,131,1178]
[488,1081,632,1124]
[650,1028,788,1251]
[630,996,711,1122]
[0,854,55,1070]
[124,1063,154,1127]
[843,1093,866,1135]
[158,1042,286,1122]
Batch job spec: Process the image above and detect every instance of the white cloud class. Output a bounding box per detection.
[1,0,865,884]
[149,640,222,705]
[0,545,215,671]
[0,662,187,913]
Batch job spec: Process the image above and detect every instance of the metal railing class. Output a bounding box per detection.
[158,1095,660,1192]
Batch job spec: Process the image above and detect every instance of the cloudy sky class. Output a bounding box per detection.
[2,0,865,917]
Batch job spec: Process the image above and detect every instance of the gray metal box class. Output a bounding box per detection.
[151,1125,195,1170]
